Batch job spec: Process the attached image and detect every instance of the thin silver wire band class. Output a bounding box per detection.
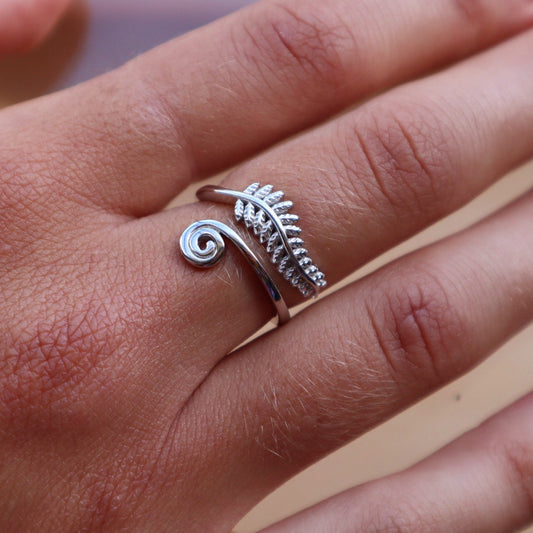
[180,219,291,325]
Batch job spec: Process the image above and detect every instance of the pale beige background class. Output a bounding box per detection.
[1,2,532,531]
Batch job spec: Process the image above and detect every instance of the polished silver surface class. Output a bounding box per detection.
[180,219,290,325]
[197,184,327,298]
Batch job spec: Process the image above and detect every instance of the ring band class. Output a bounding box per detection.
[180,219,291,325]
[179,183,327,324]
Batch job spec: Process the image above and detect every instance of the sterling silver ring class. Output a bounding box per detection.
[179,183,327,324]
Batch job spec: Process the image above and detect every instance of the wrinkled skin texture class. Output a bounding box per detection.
[2,1,533,532]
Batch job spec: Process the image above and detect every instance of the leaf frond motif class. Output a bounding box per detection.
[235,183,260,221]
[272,201,293,214]
[233,183,327,297]
[243,202,255,228]
[264,191,284,205]
[256,184,274,199]
[279,214,299,225]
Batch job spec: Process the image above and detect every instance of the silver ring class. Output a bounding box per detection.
[179,183,327,324]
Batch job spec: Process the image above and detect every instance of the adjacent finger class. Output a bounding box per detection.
[173,190,533,531]
[0,0,71,53]
[265,392,533,533]
[3,0,533,216]
[140,28,533,359]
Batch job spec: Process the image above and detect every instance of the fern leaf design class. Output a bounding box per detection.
[253,209,267,236]
[284,225,302,237]
[279,214,299,225]
[243,202,256,228]
[234,201,244,222]
[259,220,273,243]
[233,183,327,297]
[264,191,284,205]
[272,201,293,214]
[255,184,274,199]
[278,254,291,273]
[265,233,278,253]
[288,237,304,248]
[235,183,260,221]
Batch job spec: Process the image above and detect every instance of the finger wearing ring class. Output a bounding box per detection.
[133,31,533,360]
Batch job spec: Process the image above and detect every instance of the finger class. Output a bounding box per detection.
[265,392,533,533]
[173,190,533,531]
[140,28,533,358]
[0,0,71,53]
[2,0,533,217]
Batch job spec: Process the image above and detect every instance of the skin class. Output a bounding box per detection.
[2,0,533,531]
[0,0,71,52]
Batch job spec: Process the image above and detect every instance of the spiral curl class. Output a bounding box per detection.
[179,221,226,267]
[179,218,291,324]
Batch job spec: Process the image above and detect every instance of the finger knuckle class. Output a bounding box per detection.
[237,2,356,91]
[366,269,464,388]
[366,506,436,533]
[343,101,457,219]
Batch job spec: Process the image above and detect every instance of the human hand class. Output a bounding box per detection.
[2,0,533,531]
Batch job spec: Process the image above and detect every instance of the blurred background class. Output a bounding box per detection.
[1,1,532,531]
